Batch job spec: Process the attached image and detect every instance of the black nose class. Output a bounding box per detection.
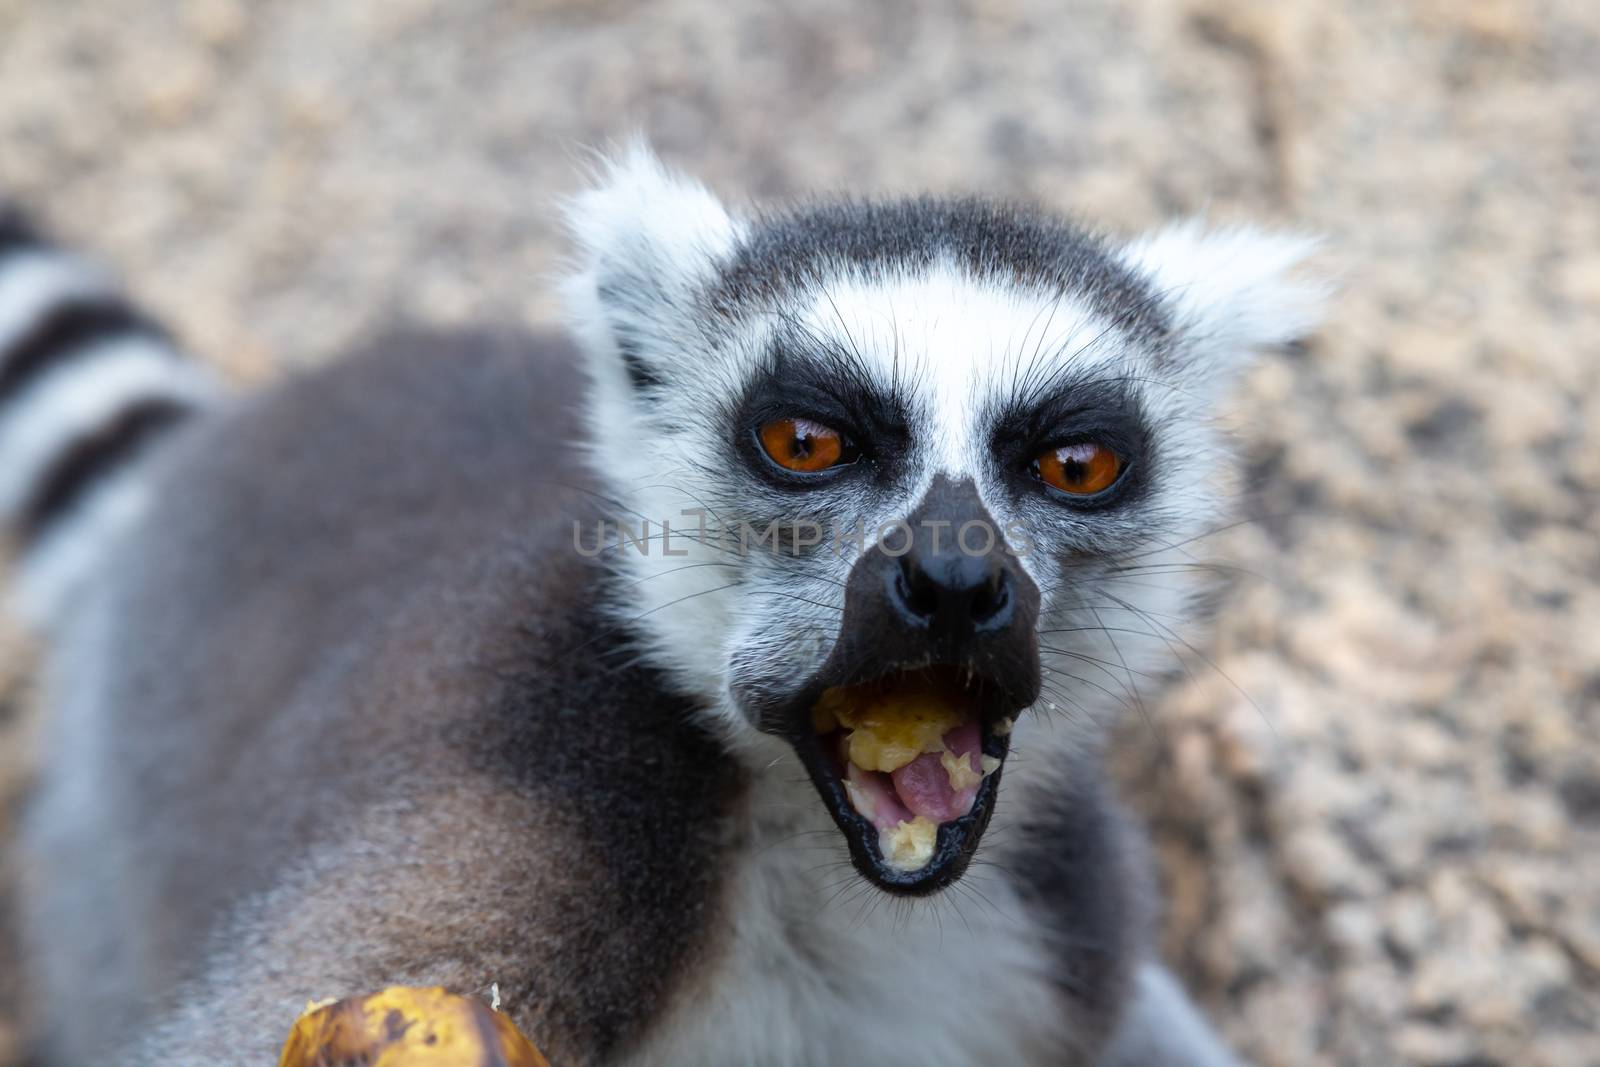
[747,476,1043,737]
[833,475,1040,702]
[892,545,1013,635]
[763,475,1042,733]
[857,476,1043,662]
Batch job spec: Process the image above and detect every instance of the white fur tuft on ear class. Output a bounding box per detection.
[1120,221,1329,375]
[560,143,744,389]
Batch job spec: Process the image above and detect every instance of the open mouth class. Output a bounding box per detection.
[788,665,1018,894]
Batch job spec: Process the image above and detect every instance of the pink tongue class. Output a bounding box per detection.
[890,722,982,823]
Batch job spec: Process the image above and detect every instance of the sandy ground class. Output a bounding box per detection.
[1,0,1597,1063]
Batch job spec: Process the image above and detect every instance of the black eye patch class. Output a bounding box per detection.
[985,376,1153,507]
[733,334,911,484]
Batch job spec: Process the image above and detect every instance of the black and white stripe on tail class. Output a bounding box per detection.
[0,207,217,628]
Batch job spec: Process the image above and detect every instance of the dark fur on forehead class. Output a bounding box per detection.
[711,196,1172,343]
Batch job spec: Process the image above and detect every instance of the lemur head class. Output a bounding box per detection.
[563,146,1324,894]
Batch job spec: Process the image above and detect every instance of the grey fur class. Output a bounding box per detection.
[20,330,747,1064]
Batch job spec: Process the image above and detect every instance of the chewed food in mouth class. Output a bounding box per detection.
[812,672,1004,872]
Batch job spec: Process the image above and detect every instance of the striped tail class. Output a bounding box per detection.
[0,207,218,628]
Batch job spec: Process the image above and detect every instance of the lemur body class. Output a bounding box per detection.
[2,152,1321,1065]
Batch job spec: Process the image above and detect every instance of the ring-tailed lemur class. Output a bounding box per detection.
[2,149,1322,1065]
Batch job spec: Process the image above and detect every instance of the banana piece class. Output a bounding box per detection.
[277,986,548,1067]
[813,681,965,773]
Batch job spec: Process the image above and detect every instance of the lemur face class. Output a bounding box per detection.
[565,147,1324,893]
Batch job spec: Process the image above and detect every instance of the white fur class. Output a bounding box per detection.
[559,146,755,731]
[0,335,214,519]
[9,462,155,629]
[1119,221,1327,390]
[562,142,745,293]
[561,142,746,400]
[0,249,112,356]
[627,736,1081,1066]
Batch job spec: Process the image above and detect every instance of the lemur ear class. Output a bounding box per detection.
[1120,221,1328,382]
[561,144,743,393]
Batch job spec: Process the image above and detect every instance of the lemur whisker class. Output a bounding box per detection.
[944,884,979,941]
[610,479,732,530]
[618,560,742,587]
[950,872,1009,925]
[1015,288,1073,401]
[1110,510,1292,562]
[1037,644,1162,681]
[1100,589,1274,732]
[1085,600,1159,739]
[1049,597,1190,623]
[569,580,747,657]
[1018,284,1174,408]
[1034,622,1184,640]
[1033,683,1097,727]
[1109,560,1277,586]
[748,589,845,613]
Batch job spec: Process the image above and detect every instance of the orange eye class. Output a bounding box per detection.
[758,417,852,473]
[1033,442,1123,496]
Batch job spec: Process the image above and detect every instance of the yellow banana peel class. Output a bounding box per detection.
[277,986,548,1067]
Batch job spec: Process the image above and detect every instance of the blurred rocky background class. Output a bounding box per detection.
[1,0,1596,1063]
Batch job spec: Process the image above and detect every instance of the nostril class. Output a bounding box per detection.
[970,568,1011,625]
[894,557,941,621]
[893,553,1014,631]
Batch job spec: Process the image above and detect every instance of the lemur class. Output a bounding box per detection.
[0,148,1322,1065]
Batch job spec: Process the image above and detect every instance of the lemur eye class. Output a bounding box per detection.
[757,417,856,473]
[1032,442,1123,496]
